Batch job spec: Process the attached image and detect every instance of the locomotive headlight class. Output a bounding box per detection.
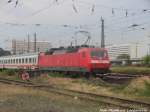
[102,60,110,64]
[91,60,109,64]
[91,60,100,63]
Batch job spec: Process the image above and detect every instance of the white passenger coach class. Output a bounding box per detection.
[0,53,39,69]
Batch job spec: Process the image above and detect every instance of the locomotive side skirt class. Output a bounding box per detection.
[39,67,88,72]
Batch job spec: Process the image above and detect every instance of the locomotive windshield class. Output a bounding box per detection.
[91,50,107,58]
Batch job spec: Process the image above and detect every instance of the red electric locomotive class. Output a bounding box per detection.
[38,47,110,76]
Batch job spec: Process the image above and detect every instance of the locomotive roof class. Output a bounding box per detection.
[45,46,106,55]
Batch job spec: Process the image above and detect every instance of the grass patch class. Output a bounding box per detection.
[0,69,16,76]
[0,84,112,112]
[138,81,150,97]
[111,66,150,75]
[0,69,20,80]
[110,76,150,98]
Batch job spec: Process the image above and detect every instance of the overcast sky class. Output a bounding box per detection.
[0,0,150,49]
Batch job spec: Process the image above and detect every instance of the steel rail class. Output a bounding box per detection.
[0,78,149,110]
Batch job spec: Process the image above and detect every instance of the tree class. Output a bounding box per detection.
[143,55,150,66]
[0,48,11,56]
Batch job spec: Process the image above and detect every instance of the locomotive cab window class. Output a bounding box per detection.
[91,50,107,58]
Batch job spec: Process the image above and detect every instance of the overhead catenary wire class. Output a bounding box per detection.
[105,11,150,27]
[0,0,149,41]
[78,0,150,12]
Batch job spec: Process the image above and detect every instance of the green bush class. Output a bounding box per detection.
[139,81,150,96]
[3,69,16,76]
[142,55,150,66]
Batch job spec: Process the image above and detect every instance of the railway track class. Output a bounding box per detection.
[0,77,149,111]
[98,73,149,84]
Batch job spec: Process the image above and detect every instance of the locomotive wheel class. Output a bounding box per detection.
[18,70,30,81]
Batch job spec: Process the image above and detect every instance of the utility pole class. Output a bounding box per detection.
[148,36,150,55]
[101,17,105,48]
[27,34,30,53]
[135,42,138,58]
[12,39,16,55]
[34,33,37,52]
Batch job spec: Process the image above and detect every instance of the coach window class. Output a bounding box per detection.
[16,59,18,64]
[22,58,24,64]
[8,59,10,64]
[13,59,15,64]
[19,59,21,64]
[34,58,36,64]
[82,52,86,58]
[25,58,28,63]
[32,58,34,64]
[32,58,34,63]
[29,58,32,63]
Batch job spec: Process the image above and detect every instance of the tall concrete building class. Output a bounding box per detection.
[106,43,148,61]
[12,39,51,54]
[106,44,130,60]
